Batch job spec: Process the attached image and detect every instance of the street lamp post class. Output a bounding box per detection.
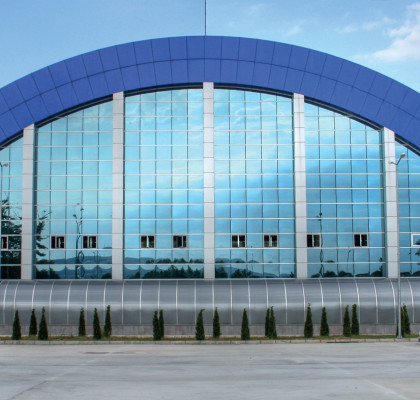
[390,152,405,339]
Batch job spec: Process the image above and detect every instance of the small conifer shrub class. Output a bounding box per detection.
[104,305,112,338]
[159,309,164,339]
[93,308,102,340]
[29,309,37,336]
[351,304,359,336]
[402,304,411,337]
[213,307,221,339]
[12,310,21,340]
[269,306,277,339]
[241,309,250,340]
[195,309,205,340]
[320,307,329,336]
[38,307,48,341]
[304,303,313,338]
[265,308,270,338]
[343,305,351,337]
[78,308,86,337]
[153,310,161,340]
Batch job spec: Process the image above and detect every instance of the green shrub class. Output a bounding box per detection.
[195,309,205,340]
[78,308,86,337]
[153,310,161,340]
[12,310,21,340]
[402,304,411,337]
[212,307,220,339]
[351,304,359,336]
[159,309,164,339]
[241,309,250,340]
[29,309,37,336]
[93,308,102,340]
[304,303,313,338]
[38,307,48,341]
[343,305,351,337]
[265,308,270,338]
[320,307,329,336]
[104,305,112,338]
[269,306,277,339]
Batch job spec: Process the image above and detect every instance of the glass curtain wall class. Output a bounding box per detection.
[305,103,385,277]
[124,89,204,279]
[34,102,113,279]
[0,138,23,278]
[396,143,420,276]
[213,89,295,278]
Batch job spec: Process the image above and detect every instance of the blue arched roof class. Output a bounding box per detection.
[0,36,419,148]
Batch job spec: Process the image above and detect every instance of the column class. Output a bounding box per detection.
[112,92,124,279]
[21,124,35,279]
[203,82,215,279]
[293,93,308,278]
[383,127,399,278]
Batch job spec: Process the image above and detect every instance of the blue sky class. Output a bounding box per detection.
[0,0,419,91]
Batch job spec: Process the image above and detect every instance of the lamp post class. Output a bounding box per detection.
[0,162,9,250]
[390,152,405,339]
[73,206,84,279]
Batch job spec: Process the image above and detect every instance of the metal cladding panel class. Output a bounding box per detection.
[104,281,123,325]
[0,36,418,150]
[159,280,177,325]
[338,280,359,310]
[86,281,106,322]
[320,280,341,324]
[195,280,213,325]
[3,281,18,325]
[32,281,53,321]
[285,280,305,325]
[302,280,322,323]
[408,280,420,324]
[177,280,195,325]
[266,280,286,324]
[249,280,269,325]
[400,280,415,325]
[122,281,141,325]
[0,281,8,325]
[14,281,34,325]
[213,280,232,325]
[231,280,249,325]
[375,280,395,324]
[140,281,159,326]
[68,281,89,324]
[49,281,70,325]
[356,280,377,325]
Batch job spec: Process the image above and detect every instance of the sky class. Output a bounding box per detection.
[0,0,419,91]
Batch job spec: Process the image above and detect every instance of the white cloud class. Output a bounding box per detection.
[371,3,420,62]
[284,24,302,37]
[339,17,394,34]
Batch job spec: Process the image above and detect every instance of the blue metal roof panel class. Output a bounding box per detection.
[0,36,418,149]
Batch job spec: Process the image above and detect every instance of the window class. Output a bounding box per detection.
[141,235,155,248]
[232,235,246,248]
[354,234,368,247]
[264,234,278,248]
[412,234,420,247]
[307,234,320,247]
[1,236,8,250]
[173,235,187,248]
[83,235,97,249]
[51,236,65,249]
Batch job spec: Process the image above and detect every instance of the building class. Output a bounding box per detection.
[0,36,419,335]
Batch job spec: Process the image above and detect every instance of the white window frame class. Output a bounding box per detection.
[307,234,320,248]
[173,235,187,248]
[411,233,420,247]
[1,236,8,250]
[232,234,246,248]
[263,234,278,248]
[141,235,155,248]
[51,235,65,249]
[82,235,97,249]
[354,233,368,247]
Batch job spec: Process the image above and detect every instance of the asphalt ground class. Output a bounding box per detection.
[0,342,419,399]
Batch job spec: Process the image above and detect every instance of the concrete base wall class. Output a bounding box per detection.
[1,323,417,337]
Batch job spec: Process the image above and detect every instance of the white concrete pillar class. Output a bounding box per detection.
[293,93,308,279]
[203,82,215,279]
[383,127,399,278]
[112,92,124,279]
[21,124,35,279]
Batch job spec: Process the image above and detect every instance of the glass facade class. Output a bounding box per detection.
[124,89,204,279]
[305,103,385,277]
[0,84,418,280]
[213,89,295,278]
[396,143,420,276]
[0,138,23,279]
[34,102,113,279]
